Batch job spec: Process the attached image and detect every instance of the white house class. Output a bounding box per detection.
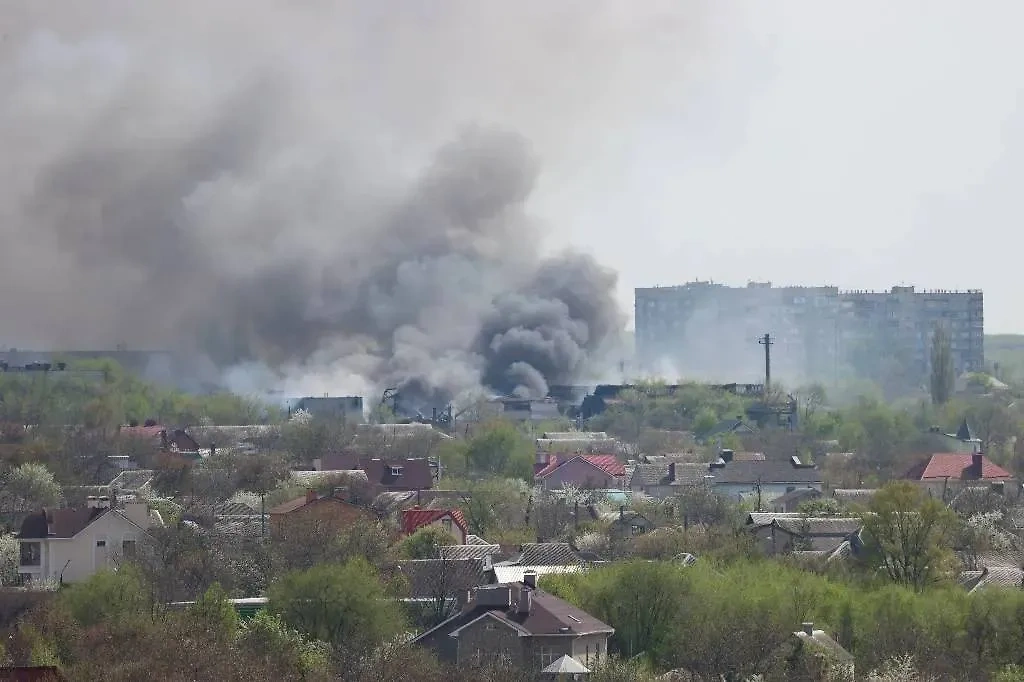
[17,496,161,584]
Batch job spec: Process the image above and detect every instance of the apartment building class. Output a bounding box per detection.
[635,282,983,382]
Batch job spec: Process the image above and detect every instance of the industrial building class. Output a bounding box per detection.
[635,282,984,383]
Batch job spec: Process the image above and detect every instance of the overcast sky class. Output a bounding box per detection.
[526,2,1024,333]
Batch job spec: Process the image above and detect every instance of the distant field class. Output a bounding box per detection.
[986,334,1024,379]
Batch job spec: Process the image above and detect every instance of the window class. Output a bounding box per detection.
[19,542,41,567]
[390,466,403,477]
[95,540,106,548]
[122,539,137,558]
[534,646,556,668]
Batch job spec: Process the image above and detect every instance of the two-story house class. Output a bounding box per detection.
[412,572,613,673]
[17,496,161,584]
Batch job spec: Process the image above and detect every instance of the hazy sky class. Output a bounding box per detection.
[4,0,1023,365]
[525,2,1024,333]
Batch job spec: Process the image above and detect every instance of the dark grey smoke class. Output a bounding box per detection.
[0,1,706,405]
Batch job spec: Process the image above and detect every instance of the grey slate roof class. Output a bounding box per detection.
[439,544,501,561]
[706,459,823,485]
[394,558,488,598]
[629,462,710,488]
[497,543,584,567]
[188,501,260,518]
[832,488,879,504]
[773,518,863,536]
[109,469,155,490]
[746,512,805,527]
[962,566,1024,593]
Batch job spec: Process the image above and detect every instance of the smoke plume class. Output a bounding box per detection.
[0,1,707,407]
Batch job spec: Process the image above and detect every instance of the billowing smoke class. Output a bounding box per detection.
[0,1,705,407]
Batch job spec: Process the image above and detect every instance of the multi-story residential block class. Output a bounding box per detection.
[635,282,983,382]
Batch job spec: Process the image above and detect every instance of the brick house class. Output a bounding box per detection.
[402,507,469,544]
[268,489,378,537]
[903,453,1017,500]
[412,572,613,673]
[535,455,626,490]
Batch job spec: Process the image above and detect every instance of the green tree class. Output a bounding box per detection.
[267,558,405,653]
[238,611,331,678]
[0,534,18,586]
[395,526,457,560]
[930,323,955,405]
[464,421,533,479]
[862,482,958,590]
[0,462,61,515]
[189,583,240,642]
[60,567,150,626]
[546,560,689,662]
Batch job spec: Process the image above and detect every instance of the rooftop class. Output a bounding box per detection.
[535,454,626,479]
[905,453,1014,481]
[413,582,613,644]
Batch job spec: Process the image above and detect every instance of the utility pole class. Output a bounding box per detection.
[758,333,774,392]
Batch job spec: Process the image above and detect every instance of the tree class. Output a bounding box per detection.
[453,477,531,538]
[395,526,457,560]
[0,462,61,516]
[463,421,534,479]
[60,567,150,627]
[861,482,958,590]
[546,560,690,662]
[189,583,239,642]
[930,323,954,405]
[238,611,331,679]
[267,558,405,653]
[0,534,18,585]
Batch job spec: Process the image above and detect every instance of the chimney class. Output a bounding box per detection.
[669,462,677,482]
[802,622,814,636]
[306,489,318,504]
[972,453,984,476]
[517,586,532,615]
[160,430,168,450]
[523,571,538,589]
[720,449,734,463]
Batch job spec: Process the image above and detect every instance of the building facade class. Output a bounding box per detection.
[635,282,983,382]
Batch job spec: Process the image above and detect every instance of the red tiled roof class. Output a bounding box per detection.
[535,454,625,479]
[906,453,1014,481]
[402,507,468,537]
